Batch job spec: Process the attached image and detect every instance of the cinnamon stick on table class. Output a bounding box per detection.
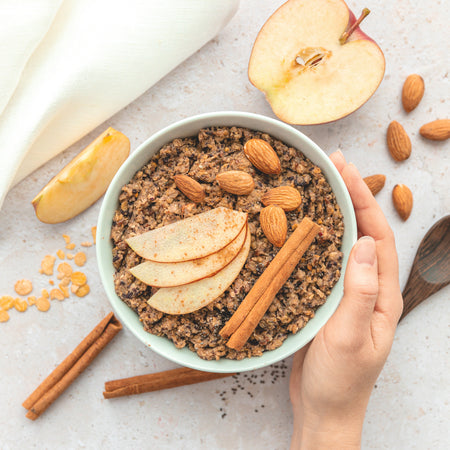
[104,367,233,399]
[222,217,320,351]
[23,312,122,420]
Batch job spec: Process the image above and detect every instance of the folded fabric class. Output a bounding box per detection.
[0,0,239,210]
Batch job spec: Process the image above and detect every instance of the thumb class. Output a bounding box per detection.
[333,236,379,334]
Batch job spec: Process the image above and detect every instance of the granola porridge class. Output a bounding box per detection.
[111,126,344,360]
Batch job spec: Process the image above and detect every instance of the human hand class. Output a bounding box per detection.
[289,151,403,449]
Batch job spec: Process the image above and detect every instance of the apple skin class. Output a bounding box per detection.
[248,0,386,125]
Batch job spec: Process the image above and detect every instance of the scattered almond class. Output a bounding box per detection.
[387,121,411,161]
[260,205,288,247]
[216,171,255,195]
[419,119,450,141]
[174,175,205,203]
[402,74,425,112]
[392,184,413,221]
[243,139,281,175]
[261,186,302,211]
[14,279,33,296]
[363,174,386,196]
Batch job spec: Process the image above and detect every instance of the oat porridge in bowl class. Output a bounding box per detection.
[97,112,357,373]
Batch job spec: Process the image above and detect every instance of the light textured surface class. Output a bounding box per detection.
[0,0,449,448]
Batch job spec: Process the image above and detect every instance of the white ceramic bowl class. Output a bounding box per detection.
[97,111,357,373]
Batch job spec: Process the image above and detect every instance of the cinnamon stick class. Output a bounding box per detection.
[220,217,319,340]
[23,312,122,420]
[103,367,233,399]
[226,219,320,351]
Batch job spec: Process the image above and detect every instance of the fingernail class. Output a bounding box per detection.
[354,236,376,265]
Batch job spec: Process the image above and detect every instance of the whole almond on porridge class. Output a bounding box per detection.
[216,170,255,195]
[419,119,450,141]
[259,205,287,247]
[402,74,425,112]
[363,174,386,196]
[243,139,281,175]
[261,186,302,211]
[174,175,205,203]
[387,121,411,161]
[392,184,413,221]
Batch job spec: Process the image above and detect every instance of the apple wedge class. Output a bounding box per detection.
[32,127,130,223]
[130,223,247,287]
[126,207,248,263]
[248,0,385,125]
[148,227,251,314]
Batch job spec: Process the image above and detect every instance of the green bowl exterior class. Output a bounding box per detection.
[96,111,357,373]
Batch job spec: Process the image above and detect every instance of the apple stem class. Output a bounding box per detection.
[339,8,370,44]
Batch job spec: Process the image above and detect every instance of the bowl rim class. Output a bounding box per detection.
[97,111,357,373]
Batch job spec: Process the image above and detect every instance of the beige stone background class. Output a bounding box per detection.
[1,0,449,448]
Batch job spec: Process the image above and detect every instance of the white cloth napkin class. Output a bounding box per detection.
[0,0,239,210]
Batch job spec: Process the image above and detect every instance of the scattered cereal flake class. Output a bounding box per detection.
[91,226,97,244]
[74,252,87,267]
[67,253,74,260]
[28,296,37,306]
[66,243,76,250]
[81,241,92,247]
[59,276,71,287]
[36,297,50,312]
[14,298,28,312]
[71,271,87,286]
[0,296,15,310]
[71,284,80,294]
[50,288,65,301]
[59,284,70,298]
[62,234,71,244]
[41,288,49,299]
[75,284,90,297]
[14,279,33,296]
[40,255,56,275]
[0,310,10,322]
[56,249,65,259]
[57,262,73,277]
[49,280,55,286]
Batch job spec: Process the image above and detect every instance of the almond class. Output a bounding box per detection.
[261,186,302,211]
[243,139,281,175]
[402,74,425,113]
[363,174,386,196]
[387,121,411,161]
[419,119,450,141]
[216,170,255,195]
[259,205,287,247]
[392,184,413,221]
[174,175,205,203]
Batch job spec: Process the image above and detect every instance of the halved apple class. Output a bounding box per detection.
[147,228,251,315]
[130,223,247,287]
[126,207,248,263]
[248,0,385,125]
[32,127,130,223]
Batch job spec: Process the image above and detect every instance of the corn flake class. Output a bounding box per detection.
[75,284,90,297]
[0,296,15,310]
[56,249,65,259]
[36,297,50,312]
[14,279,33,296]
[14,298,28,312]
[71,272,87,286]
[0,310,10,323]
[74,252,87,267]
[50,288,65,301]
[40,255,56,275]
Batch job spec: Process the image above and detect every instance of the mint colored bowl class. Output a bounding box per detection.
[97,111,357,373]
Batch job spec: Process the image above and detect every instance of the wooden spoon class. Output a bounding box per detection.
[400,215,450,321]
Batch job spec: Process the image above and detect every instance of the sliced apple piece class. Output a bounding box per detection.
[32,127,130,223]
[130,223,247,287]
[248,0,385,125]
[148,227,251,314]
[126,207,248,263]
